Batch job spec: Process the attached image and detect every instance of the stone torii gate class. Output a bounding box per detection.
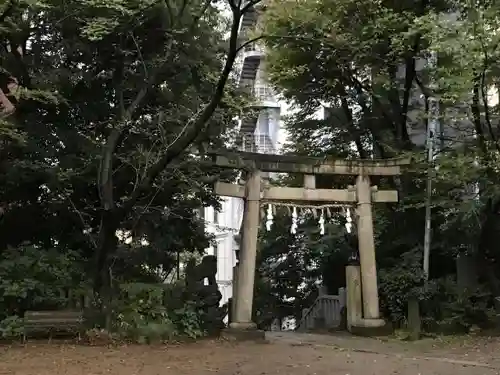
[212,150,409,335]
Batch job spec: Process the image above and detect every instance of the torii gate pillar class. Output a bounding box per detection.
[356,174,381,322]
[229,169,261,330]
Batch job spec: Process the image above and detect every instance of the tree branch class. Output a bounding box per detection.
[400,34,421,139]
[479,39,499,150]
[121,2,254,215]
[236,35,266,54]
[339,90,366,158]
[97,34,176,209]
[400,0,428,140]
[343,67,397,133]
[351,84,387,158]
[472,76,489,156]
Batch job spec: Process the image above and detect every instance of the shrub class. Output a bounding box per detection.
[112,282,204,343]
[378,251,494,333]
[424,277,494,332]
[0,243,84,319]
[170,304,205,339]
[0,315,24,339]
[378,251,426,325]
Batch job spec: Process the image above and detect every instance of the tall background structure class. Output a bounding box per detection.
[204,5,281,315]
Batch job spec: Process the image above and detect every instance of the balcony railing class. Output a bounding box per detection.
[238,82,277,103]
[240,133,275,154]
[253,85,276,102]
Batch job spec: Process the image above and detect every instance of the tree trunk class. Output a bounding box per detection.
[93,209,120,328]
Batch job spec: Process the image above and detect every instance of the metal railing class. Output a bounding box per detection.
[253,85,276,102]
[239,133,275,154]
[238,82,277,103]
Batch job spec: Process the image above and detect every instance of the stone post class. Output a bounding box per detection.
[338,287,347,330]
[338,287,346,309]
[355,174,381,320]
[229,169,261,330]
[230,263,239,322]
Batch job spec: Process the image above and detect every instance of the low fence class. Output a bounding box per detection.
[296,288,346,332]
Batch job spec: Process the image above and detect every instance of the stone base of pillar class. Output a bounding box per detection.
[221,326,266,342]
[229,321,257,330]
[349,319,393,337]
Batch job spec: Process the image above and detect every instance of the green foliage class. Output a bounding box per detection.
[0,0,248,306]
[0,0,244,339]
[0,315,24,339]
[379,252,495,333]
[0,243,86,340]
[378,250,427,323]
[170,304,204,339]
[0,243,84,319]
[113,282,203,343]
[425,280,495,333]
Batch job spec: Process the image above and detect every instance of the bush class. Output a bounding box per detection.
[378,251,426,325]
[0,243,84,319]
[0,315,24,339]
[424,277,494,333]
[170,304,205,339]
[112,282,204,343]
[378,251,494,333]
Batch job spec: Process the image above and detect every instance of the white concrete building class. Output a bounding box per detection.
[204,6,281,313]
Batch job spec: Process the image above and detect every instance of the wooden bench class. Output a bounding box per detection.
[23,310,84,342]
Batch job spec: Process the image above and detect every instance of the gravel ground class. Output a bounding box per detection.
[1,332,500,375]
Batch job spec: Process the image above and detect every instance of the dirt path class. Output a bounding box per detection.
[269,331,500,370]
[1,332,500,375]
